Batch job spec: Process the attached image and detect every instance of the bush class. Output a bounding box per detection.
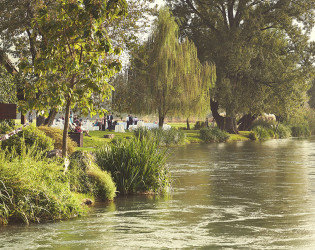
[251,118,277,130]
[253,126,274,140]
[194,121,206,130]
[68,151,116,201]
[95,137,171,195]
[0,120,15,134]
[275,124,291,139]
[1,125,54,155]
[248,131,258,141]
[134,127,185,146]
[199,127,230,143]
[0,147,87,225]
[290,124,311,137]
[38,126,77,155]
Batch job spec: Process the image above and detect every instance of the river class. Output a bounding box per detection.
[1,138,315,249]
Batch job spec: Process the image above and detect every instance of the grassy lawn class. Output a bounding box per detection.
[76,126,252,151]
[78,130,133,151]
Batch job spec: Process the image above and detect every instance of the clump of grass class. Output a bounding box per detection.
[193,121,206,130]
[252,126,274,140]
[134,127,185,146]
[69,151,116,201]
[200,127,230,142]
[275,124,291,139]
[0,146,87,225]
[38,126,77,155]
[290,123,311,137]
[94,137,171,195]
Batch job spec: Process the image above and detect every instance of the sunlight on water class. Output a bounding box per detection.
[1,138,315,249]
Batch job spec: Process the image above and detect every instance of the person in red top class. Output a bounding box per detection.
[75,122,91,137]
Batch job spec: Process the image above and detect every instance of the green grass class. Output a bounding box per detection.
[76,128,252,151]
[78,130,133,151]
[228,131,251,141]
[183,130,202,143]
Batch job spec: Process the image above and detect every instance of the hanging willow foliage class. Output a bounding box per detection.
[114,7,216,125]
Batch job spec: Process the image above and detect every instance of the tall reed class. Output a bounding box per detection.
[0,146,87,225]
[94,137,171,195]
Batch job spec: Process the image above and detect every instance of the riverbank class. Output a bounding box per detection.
[77,125,252,151]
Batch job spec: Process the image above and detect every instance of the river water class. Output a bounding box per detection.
[1,138,315,249]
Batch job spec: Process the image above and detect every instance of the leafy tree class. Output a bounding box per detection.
[120,7,216,127]
[20,0,127,157]
[0,65,16,104]
[168,0,315,132]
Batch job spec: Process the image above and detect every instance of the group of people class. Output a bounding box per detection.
[72,115,91,137]
[94,113,114,131]
[126,114,138,129]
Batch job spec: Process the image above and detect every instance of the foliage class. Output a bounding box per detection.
[168,0,315,131]
[193,121,206,130]
[199,127,230,143]
[290,124,311,137]
[18,0,127,157]
[38,126,76,155]
[251,118,277,130]
[1,125,54,155]
[0,120,15,134]
[248,131,258,141]
[0,147,87,225]
[68,151,116,201]
[94,137,171,195]
[305,108,315,135]
[253,126,275,141]
[134,127,185,146]
[0,65,16,104]
[275,124,291,139]
[118,7,216,126]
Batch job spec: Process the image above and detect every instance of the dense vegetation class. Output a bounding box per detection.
[95,137,171,195]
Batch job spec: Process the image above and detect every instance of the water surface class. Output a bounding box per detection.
[1,138,315,249]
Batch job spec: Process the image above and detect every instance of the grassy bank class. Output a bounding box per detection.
[78,125,251,151]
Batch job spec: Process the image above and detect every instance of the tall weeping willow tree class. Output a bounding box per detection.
[115,7,216,126]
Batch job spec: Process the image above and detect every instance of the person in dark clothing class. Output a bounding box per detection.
[107,113,114,131]
[129,115,133,127]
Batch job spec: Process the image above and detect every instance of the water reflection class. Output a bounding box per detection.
[1,138,315,249]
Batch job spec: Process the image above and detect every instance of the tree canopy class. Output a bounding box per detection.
[112,7,216,126]
[168,0,315,132]
[19,0,127,156]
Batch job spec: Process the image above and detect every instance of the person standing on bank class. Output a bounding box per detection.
[129,114,134,128]
[28,111,33,124]
[107,113,113,131]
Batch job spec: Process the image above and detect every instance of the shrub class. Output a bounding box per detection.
[95,137,171,195]
[69,151,116,201]
[275,124,291,139]
[1,125,54,155]
[0,120,15,134]
[290,124,311,137]
[248,131,258,141]
[38,126,76,154]
[199,127,230,143]
[0,147,87,225]
[253,126,274,140]
[133,127,185,146]
[251,118,277,130]
[194,121,206,130]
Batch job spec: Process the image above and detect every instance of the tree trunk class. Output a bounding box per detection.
[62,99,71,158]
[186,118,190,130]
[158,115,164,128]
[210,99,224,129]
[45,109,57,126]
[238,114,257,131]
[36,114,45,127]
[224,116,238,134]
